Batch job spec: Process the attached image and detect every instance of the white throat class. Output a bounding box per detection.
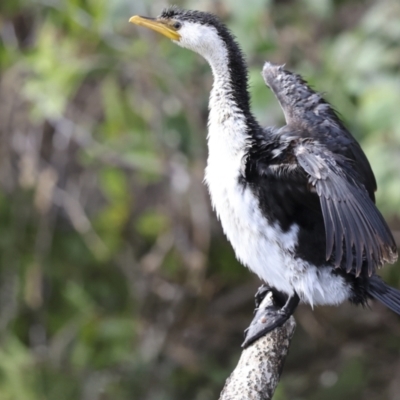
[177,23,250,152]
[182,26,250,152]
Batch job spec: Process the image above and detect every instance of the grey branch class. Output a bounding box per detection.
[219,293,296,400]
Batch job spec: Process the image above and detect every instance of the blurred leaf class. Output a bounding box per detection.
[136,210,169,239]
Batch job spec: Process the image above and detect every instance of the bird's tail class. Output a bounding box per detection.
[368,275,400,315]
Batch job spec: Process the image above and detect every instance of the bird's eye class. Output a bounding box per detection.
[173,21,182,30]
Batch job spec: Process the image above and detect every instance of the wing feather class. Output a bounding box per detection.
[321,199,334,261]
[296,143,397,275]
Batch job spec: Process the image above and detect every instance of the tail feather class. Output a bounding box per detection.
[368,275,400,315]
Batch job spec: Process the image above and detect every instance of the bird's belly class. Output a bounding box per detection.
[206,168,350,306]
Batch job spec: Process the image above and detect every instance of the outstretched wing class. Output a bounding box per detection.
[262,62,377,200]
[260,62,397,276]
[295,141,397,276]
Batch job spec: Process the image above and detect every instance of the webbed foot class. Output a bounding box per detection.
[254,284,272,311]
[242,289,299,348]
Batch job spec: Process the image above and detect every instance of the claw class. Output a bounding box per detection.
[242,290,299,348]
[254,284,271,309]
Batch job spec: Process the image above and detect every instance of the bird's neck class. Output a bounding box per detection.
[204,39,260,154]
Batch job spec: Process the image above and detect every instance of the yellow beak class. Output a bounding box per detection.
[129,15,181,41]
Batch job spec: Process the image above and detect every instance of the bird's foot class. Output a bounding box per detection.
[254,283,272,312]
[242,290,299,348]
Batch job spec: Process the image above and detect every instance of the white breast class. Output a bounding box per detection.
[204,102,350,307]
[205,134,299,296]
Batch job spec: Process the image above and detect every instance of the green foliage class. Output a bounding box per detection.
[0,0,399,399]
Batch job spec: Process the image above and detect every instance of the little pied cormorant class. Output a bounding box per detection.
[130,7,399,347]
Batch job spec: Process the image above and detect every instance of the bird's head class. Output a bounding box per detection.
[130,7,253,115]
[129,6,232,60]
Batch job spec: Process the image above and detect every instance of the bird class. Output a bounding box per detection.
[130,6,399,347]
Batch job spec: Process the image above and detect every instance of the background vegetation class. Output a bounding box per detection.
[0,0,399,399]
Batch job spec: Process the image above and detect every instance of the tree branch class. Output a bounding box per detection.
[219,293,296,400]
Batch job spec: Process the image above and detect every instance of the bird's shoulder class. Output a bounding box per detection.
[244,126,345,180]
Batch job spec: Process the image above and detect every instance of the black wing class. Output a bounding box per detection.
[295,141,397,276]
[262,62,377,200]
[260,62,397,276]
